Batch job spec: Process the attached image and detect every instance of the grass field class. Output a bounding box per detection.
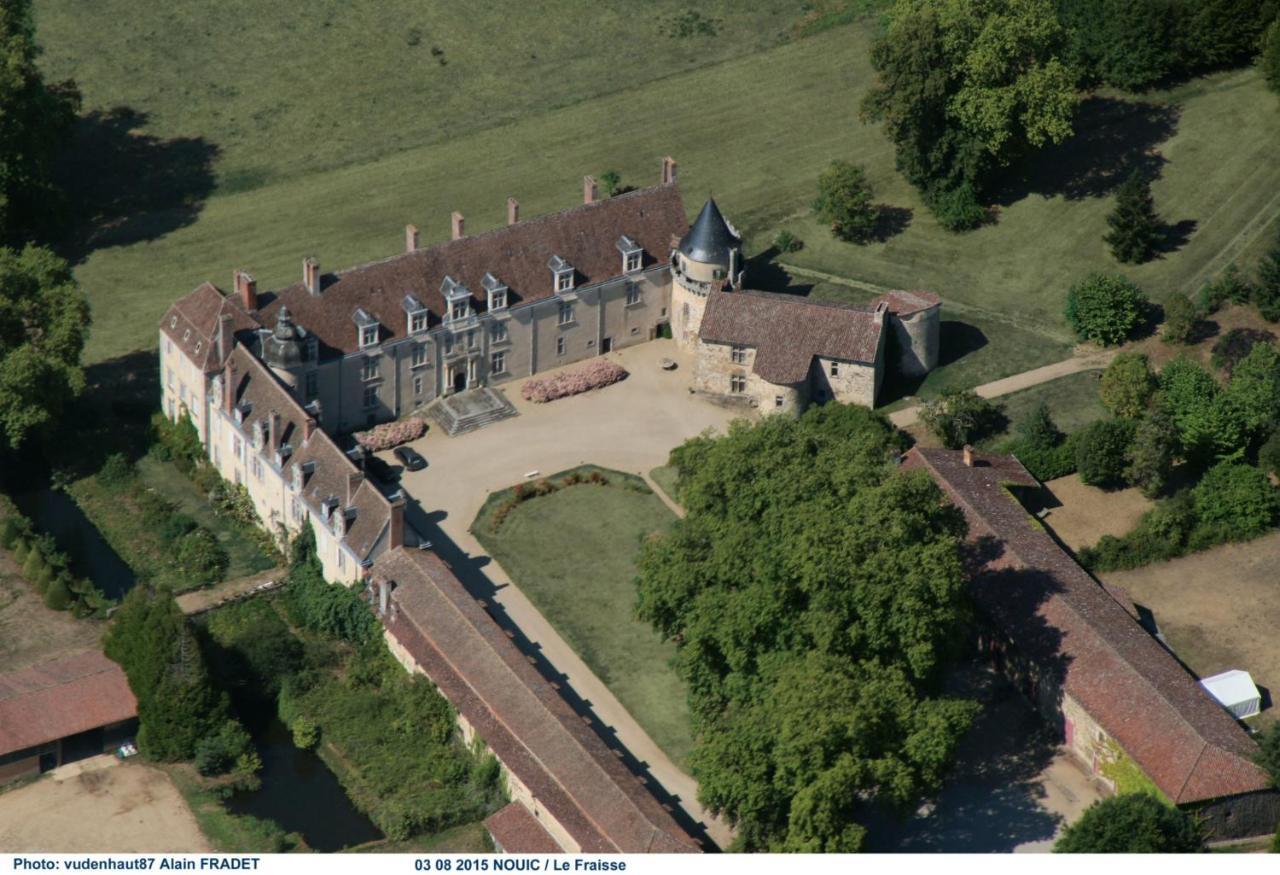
[36,3,1280,404]
[470,467,694,766]
[986,371,1109,445]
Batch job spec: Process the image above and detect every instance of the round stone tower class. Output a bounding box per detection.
[262,305,306,392]
[671,198,743,350]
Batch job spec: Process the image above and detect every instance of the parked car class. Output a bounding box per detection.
[394,445,428,471]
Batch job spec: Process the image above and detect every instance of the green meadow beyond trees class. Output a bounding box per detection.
[636,405,978,851]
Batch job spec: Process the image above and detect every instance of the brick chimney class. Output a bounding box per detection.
[216,313,233,365]
[405,224,419,253]
[388,491,405,550]
[507,197,519,226]
[222,359,237,412]
[303,257,321,296]
[661,156,678,185]
[346,469,364,506]
[583,175,598,205]
[234,270,258,310]
[963,444,974,467]
[304,415,318,444]
[451,211,465,240]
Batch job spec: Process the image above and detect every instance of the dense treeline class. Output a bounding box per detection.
[637,405,978,851]
[1057,0,1279,90]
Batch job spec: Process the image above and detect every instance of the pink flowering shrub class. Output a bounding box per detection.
[354,417,427,451]
[522,360,628,403]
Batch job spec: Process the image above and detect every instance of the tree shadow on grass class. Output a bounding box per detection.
[1155,218,1198,257]
[992,97,1181,205]
[54,106,219,262]
[872,205,913,243]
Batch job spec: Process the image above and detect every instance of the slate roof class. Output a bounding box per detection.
[677,198,739,268]
[484,802,563,854]
[159,283,263,374]
[0,650,137,757]
[223,346,390,560]
[251,183,688,358]
[698,290,886,383]
[903,447,1273,805]
[376,547,700,854]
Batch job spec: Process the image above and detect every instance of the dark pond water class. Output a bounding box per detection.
[12,487,137,600]
[226,719,382,851]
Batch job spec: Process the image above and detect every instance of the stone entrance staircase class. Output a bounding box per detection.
[429,387,518,436]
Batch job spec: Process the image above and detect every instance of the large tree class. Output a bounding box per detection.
[0,0,80,245]
[862,0,1076,225]
[636,405,978,850]
[1055,794,1203,853]
[0,244,89,452]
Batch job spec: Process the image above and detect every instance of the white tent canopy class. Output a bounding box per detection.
[1200,669,1262,719]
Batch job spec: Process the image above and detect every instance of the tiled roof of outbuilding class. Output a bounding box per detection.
[376,547,701,854]
[903,447,1273,805]
[484,802,563,854]
[698,290,886,383]
[252,183,688,358]
[0,650,137,757]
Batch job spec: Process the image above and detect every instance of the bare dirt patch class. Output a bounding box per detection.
[1038,475,1154,552]
[0,758,210,852]
[1130,303,1275,375]
[0,550,103,673]
[1097,532,1280,727]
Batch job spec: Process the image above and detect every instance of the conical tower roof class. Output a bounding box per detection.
[677,198,740,269]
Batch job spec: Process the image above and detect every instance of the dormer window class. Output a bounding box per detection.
[183,329,191,342]
[616,235,643,273]
[353,308,380,349]
[548,255,574,293]
[441,276,472,323]
[403,295,429,334]
[170,316,178,329]
[482,273,508,311]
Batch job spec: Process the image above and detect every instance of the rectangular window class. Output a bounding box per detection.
[361,357,380,382]
[466,329,477,350]
[775,396,784,408]
[490,290,507,310]
[451,300,469,321]
[411,343,428,367]
[731,345,747,364]
[166,368,174,388]
[557,272,573,292]
[233,436,243,462]
[558,301,574,325]
[363,386,378,409]
[730,375,746,393]
[625,252,642,273]
[556,336,566,356]
[490,321,508,343]
[360,325,378,348]
[444,333,454,355]
[304,371,319,401]
[491,351,507,374]
[410,311,427,333]
[413,374,424,396]
[338,550,346,572]
[252,457,263,481]
[830,361,840,377]
[625,282,641,306]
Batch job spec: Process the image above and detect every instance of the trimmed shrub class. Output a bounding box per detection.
[98,453,135,489]
[43,575,71,611]
[1075,419,1137,489]
[522,359,628,403]
[1006,436,1077,482]
[0,516,27,549]
[291,717,319,750]
[1211,328,1276,375]
[919,391,1007,450]
[1101,352,1155,418]
[1065,273,1149,346]
[1161,295,1196,345]
[1015,402,1061,450]
[22,549,50,592]
[773,230,804,253]
[1197,264,1252,314]
[928,181,987,232]
[353,417,428,452]
[1191,462,1279,543]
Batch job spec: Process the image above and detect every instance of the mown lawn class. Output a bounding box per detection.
[39,2,1280,406]
[470,467,694,767]
[985,371,1110,447]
